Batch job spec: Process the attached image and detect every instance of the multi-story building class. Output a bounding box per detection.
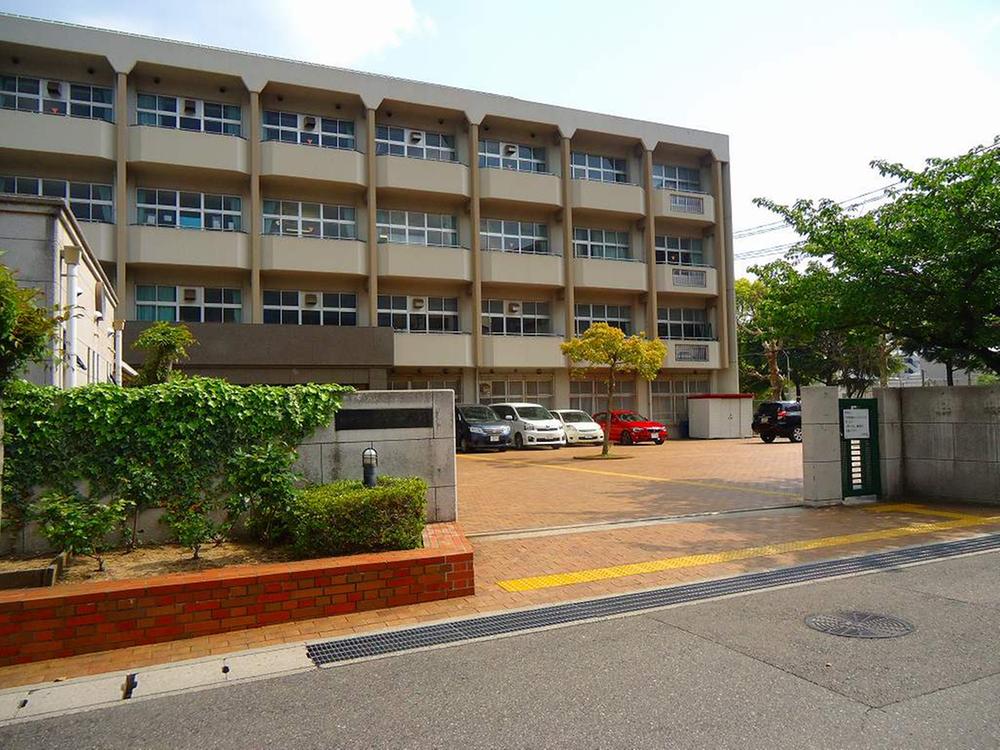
[0,15,738,433]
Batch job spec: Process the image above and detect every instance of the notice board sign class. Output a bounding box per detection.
[842,407,870,440]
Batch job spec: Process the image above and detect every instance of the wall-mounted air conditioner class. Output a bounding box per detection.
[182,288,197,302]
[183,99,197,115]
[409,131,424,144]
[507,302,521,314]
[46,80,62,97]
[411,297,426,310]
[303,293,318,307]
[503,144,518,156]
[303,116,316,131]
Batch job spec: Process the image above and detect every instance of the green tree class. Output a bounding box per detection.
[131,321,197,385]
[32,491,131,571]
[756,137,1000,376]
[561,323,666,456]
[0,260,58,527]
[735,277,787,399]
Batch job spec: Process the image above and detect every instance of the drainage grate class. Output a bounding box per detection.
[306,533,1000,666]
[806,611,915,638]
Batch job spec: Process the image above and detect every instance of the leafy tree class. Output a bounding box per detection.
[735,277,787,399]
[131,321,197,385]
[32,491,131,571]
[561,323,666,456]
[0,260,59,527]
[756,137,1000,376]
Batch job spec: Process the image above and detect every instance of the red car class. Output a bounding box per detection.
[593,410,667,445]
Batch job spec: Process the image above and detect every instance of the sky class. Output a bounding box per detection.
[1,0,997,277]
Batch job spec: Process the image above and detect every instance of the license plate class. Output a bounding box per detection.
[489,435,499,443]
[650,432,659,439]
[760,417,769,423]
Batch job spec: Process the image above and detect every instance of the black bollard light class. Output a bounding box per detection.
[362,442,379,488]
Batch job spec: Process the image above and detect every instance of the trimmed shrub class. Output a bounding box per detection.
[290,477,427,558]
[31,491,131,571]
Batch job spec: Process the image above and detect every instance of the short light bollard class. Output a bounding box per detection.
[362,443,378,488]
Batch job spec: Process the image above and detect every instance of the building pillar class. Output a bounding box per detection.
[711,159,730,374]
[114,72,128,306]
[365,107,379,326]
[112,318,125,385]
[642,149,658,417]
[249,90,263,323]
[468,121,482,401]
[63,245,81,389]
[559,136,575,343]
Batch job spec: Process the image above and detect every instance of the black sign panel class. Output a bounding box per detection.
[334,408,434,431]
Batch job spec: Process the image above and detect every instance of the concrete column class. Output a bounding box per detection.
[642,149,658,417]
[801,385,843,506]
[873,387,903,498]
[560,136,575,342]
[365,108,379,325]
[248,90,263,323]
[711,159,730,373]
[112,318,125,385]
[63,245,81,389]
[468,121,482,398]
[114,72,128,305]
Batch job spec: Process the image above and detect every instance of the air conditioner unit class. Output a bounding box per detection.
[507,302,521,314]
[46,80,62,97]
[182,288,198,302]
[303,293,318,307]
[409,131,424,144]
[183,99,197,115]
[503,144,518,156]
[303,116,316,131]
[479,382,492,398]
[411,297,426,310]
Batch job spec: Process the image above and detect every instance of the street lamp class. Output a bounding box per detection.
[362,443,378,488]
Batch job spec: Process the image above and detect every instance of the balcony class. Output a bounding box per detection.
[261,235,367,276]
[655,264,719,296]
[652,189,716,225]
[573,256,647,292]
[377,242,471,282]
[127,225,250,269]
[393,332,473,367]
[0,109,115,161]
[79,222,115,263]
[480,250,563,287]
[260,141,365,188]
[480,335,565,369]
[570,179,644,217]
[663,340,720,369]
[375,155,469,198]
[479,168,561,209]
[128,126,248,175]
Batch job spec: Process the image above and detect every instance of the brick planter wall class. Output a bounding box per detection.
[0,523,473,667]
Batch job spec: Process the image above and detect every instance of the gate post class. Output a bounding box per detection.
[801,386,843,507]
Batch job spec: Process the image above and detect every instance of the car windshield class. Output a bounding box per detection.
[516,406,553,421]
[559,411,592,423]
[618,412,649,423]
[461,406,500,423]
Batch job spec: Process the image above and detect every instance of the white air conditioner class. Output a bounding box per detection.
[409,131,424,144]
[411,297,426,310]
[183,99,197,115]
[503,144,518,156]
[303,116,316,131]
[182,288,197,302]
[507,302,521,314]
[479,382,492,398]
[303,293,318,307]
[46,80,62,97]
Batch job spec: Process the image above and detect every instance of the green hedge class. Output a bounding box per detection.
[290,477,427,558]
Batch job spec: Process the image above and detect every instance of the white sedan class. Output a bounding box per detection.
[551,409,605,445]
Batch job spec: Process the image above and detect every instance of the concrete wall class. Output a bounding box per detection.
[295,389,458,522]
[800,386,843,507]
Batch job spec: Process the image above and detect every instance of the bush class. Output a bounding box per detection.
[32,491,131,571]
[163,504,217,560]
[290,477,427,558]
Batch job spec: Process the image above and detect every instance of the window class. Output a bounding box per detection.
[262,200,356,239]
[376,210,458,247]
[1,75,113,121]
[651,377,709,425]
[652,164,701,192]
[655,236,704,266]
[136,189,242,231]
[262,290,357,326]
[672,268,708,287]
[136,285,242,323]
[573,228,631,260]
[575,303,631,335]
[137,93,241,136]
[570,379,636,414]
[657,308,712,340]
[570,151,627,183]
[389,377,461,394]
[262,111,355,149]
[482,377,554,409]
[674,343,710,362]
[377,295,459,332]
[478,139,547,172]
[375,125,456,161]
[482,300,551,336]
[1,175,113,223]
[670,194,705,214]
[479,219,549,254]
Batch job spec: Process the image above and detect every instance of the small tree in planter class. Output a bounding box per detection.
[561,323,666,457]
[130,321,196,385]
[32,491,131,571]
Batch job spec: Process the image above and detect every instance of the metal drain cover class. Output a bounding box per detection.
[806,611,914,639]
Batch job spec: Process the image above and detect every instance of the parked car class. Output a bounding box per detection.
[490,402,565,449]
[751,401,802,443]
[455,404,512,453]
[551,409,604,446]
[593,410,667,445]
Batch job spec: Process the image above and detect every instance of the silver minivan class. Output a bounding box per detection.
[489,402,566,449]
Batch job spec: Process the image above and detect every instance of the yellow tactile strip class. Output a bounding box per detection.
[497,505,1000,592]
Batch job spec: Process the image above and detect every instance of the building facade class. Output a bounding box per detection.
[0,15,738,432]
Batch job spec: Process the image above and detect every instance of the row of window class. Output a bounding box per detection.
[136,94,241,136]
[481,300,552,336]
[135,285,243,323]
[263,201,357,240]
[1,75,113,121]
[376,295,460,333]
[263,290,357,326]
[136,189,242,231]
[262,111,355,150]
[0,175,113,223]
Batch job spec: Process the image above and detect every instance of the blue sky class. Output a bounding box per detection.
[2,0,997,275]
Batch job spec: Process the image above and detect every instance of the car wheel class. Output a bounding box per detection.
[620,431,633,446]
[790,426,803,443]
[655,439,665,445]
[552,444,561,450]
[514,432,524,450]
[761,434,776,444]
[460,436,471,453]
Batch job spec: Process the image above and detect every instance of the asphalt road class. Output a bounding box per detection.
[3,551,999,749]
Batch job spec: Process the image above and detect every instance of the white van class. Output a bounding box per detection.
[489,402,566,449]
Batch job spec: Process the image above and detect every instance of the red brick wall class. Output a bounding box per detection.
[0,523,473,666]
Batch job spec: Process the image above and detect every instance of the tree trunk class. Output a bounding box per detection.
[603,366,617,457]
[0,405,4,535]
[945,360,954,387]
[764,344,782,400]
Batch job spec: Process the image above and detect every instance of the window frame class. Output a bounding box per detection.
[569,378,636,414]
[262,110,356,150]
[657,307,713,340]
[375,210,458,247]
[376,295,460,333]
[570,151,628,184]
[652,164,702,193]
[1,75,114,122]
[479,218,549,254]
[375,125,456,161]
[136,188,243,232]
[573,227,631,261]
[136,92,242,136]
[135,284,243,323]
[1,175,114,223]
[262,289,358,326]
[262,199,357,240]
[477,139,547,173]
[481,299,552,336]
[655,235,705,266]
[574,303,632,336]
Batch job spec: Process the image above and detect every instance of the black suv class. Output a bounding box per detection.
[751,401,802,443]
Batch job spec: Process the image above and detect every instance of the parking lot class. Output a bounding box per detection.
[458,438,803,535]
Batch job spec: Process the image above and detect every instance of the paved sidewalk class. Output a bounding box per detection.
[1,500,997,690]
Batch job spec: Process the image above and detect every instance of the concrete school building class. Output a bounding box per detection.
[0,15,738,434]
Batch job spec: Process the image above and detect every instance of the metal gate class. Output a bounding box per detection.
[839,398,881,499]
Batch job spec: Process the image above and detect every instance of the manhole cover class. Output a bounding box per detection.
[805,611,915,639]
